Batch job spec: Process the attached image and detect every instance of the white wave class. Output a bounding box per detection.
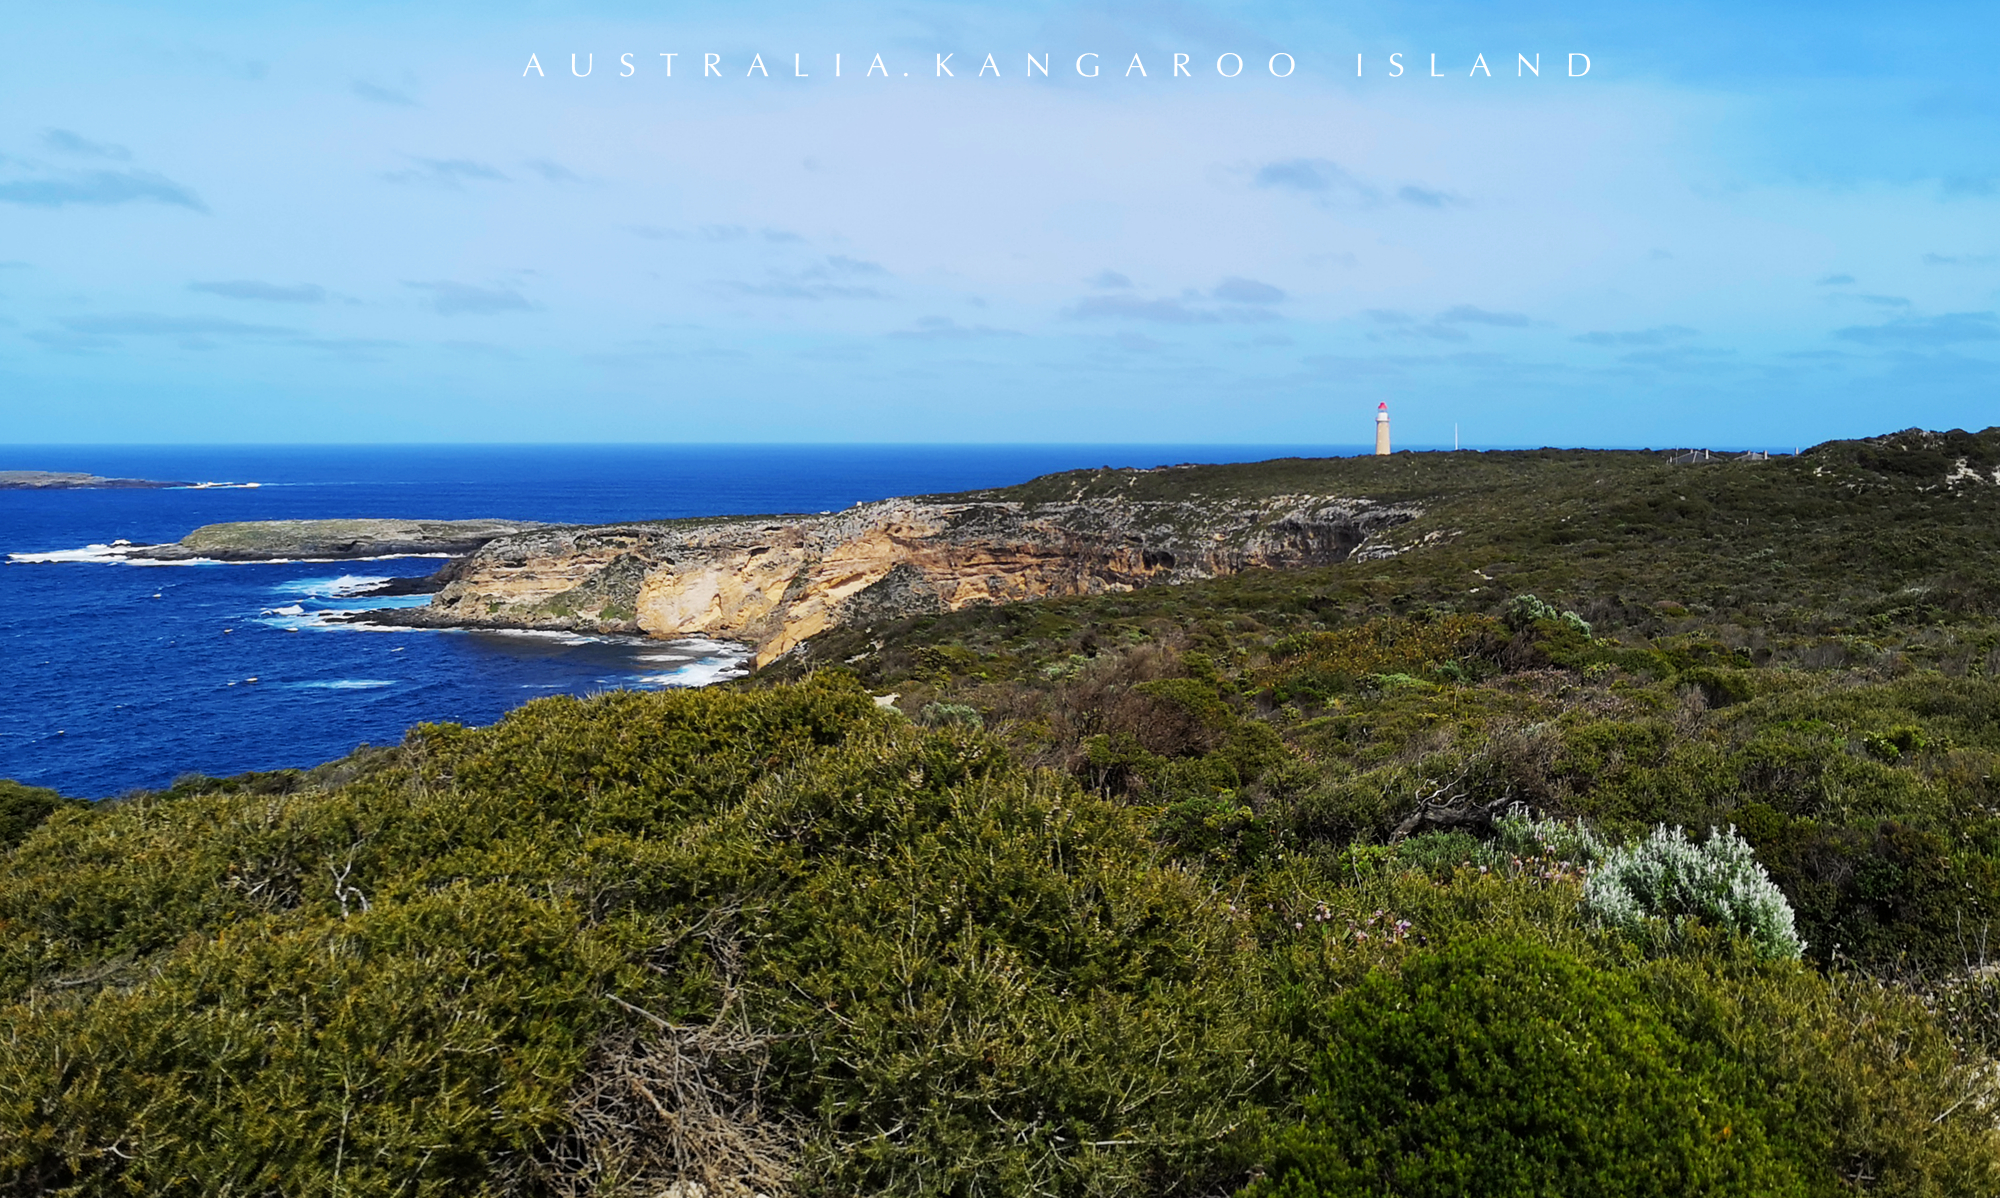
[7,546,452,566]
[262,604,307,617]
[273,574,393,599]
[479,628,606,645]
[6,543,217,565]
[633,657,754,688]
[285,679,396,689]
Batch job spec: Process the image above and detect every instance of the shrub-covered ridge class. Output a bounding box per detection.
[2,675,1996,1195]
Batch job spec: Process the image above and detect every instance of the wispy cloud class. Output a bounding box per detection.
[1396,184,1460,207]
[1438,305,1529,327]
[1251,157,1459,209]
[1815,273,1855,286]
[1572,325,1697,347]
[351,80,417,106]
[381,157,507,188]
[1616,346,1736,371]
[1363,304,1531,342]
[1834,311,2000,346]
[1088,270,1133,290]
[1064,292,1277,324]
[61,313,296,337]
[524,158,579,182]
[0,169,205,211]
[719,255,890,301]
[42,129,130,160]
[1921,252,1997,266]
[1858,294,1911,307]
[1253,157,1380,204]
[1212,277,1285,304]
[404,281,534,314]
[293,337,403,357]
[888,316,1022,341]
[190,280,326,304]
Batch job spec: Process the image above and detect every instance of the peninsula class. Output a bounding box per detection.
[368,481,1418,664]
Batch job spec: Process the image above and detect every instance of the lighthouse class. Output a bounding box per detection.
[1374,402,1391,456]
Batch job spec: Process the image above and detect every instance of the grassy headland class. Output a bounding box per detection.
[3,428,1999,1195]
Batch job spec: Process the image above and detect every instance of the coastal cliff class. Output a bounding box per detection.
[379,491,1418,665]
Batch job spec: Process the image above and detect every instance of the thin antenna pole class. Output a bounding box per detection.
[1454,423,1459,451]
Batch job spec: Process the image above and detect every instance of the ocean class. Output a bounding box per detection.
[1,445,1352,797]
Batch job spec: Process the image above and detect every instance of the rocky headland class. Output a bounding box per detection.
[368,489,1419,665]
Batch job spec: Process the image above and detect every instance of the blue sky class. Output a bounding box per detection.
[2,1,1995,446]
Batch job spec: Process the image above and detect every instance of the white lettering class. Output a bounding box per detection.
[1173,53,1190,76]
[572,52,592,77]
[1518,53,1539,77]
[836,54,841,77]
[1127,54,1146,77]
[1388,52,1404,76]
[1569,52,1590,76]
[1027,53,1048,77]
[868,53,887,76]
[621,52,635,77]
[937,53,953,76]
[660,52,677,76]
[705,53,721,76]
[1077,53,1099,77]
[1269,52,1294,77]
[747,53,768,77]
[795,53,807,77]
[1470,53,1489,77]
[523,54,544,77]
[1356,53,1363,77]
[1217,52,1242,77]
[980,54,999,76]
[1430,53,1442,77]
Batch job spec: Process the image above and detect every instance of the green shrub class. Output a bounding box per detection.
[1680,664,1755,708]
[1584,825,1805,959]
[1248,939,1807,1198]
[1502,594,1592,639]
[0,781,74,851]
[918,700,984,730]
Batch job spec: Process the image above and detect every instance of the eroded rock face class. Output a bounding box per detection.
[391,495,1417,665]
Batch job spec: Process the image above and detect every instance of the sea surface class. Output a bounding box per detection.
[1,445,1354,797]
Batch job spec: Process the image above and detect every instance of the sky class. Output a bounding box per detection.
[1,0,1996,447]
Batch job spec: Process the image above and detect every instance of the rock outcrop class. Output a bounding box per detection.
[376,494,1418,665]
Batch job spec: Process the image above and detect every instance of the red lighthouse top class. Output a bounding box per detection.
[1378,402,1388,410]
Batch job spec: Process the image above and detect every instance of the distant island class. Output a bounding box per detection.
[30,517,547,564]
[0,470,192,490]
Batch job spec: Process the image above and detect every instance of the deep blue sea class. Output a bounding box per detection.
[2,445,1354,797]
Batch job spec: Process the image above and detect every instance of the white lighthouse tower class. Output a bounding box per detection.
[1374,401,1391,456]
